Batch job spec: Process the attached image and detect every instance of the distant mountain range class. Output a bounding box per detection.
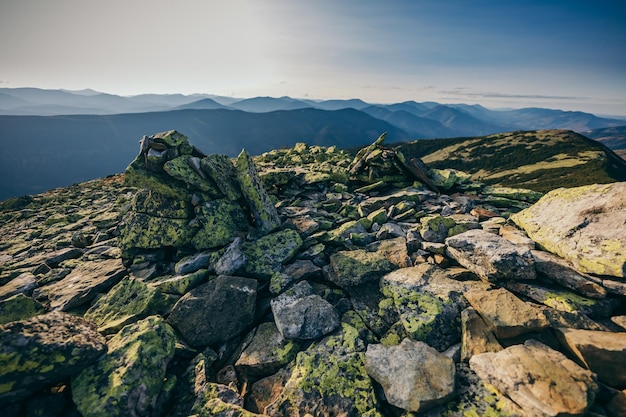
[1,87,625,200]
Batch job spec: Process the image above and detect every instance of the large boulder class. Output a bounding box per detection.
[167,275,257,347]
[511,182,626,278]
[0,312,107,406]
[445,229,536,282]
[72,316,176,417]
[470,339,598,417]
[364,338,455,413]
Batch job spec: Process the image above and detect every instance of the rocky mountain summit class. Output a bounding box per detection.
[1,130,625,417]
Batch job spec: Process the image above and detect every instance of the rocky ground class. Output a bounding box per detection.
[1,130,625,417]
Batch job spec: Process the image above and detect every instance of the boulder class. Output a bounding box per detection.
[33,259,127,311]
[199,154,243,201]
[271,280,340,340]
[445,229,537,282]
[555,327,626,389]
[265,323,382,417]
[0,312,107,406]
[470,339,598,417]
[0,272,36,299]
[167,275,257,347]
[235,322,300,379]
[84,277,169,334]
[464,288,550,339]
[241,229,303,279]
[328,249,396,288]
[364,338,455,412]
[191,199,249,250]
[511,182,626,278]
[72,316,176,417]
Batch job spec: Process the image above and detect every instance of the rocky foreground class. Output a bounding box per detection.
[1,131,625,417]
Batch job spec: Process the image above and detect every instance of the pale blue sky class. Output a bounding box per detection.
[1,0,625,115]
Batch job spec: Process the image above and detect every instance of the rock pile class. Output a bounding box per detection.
[1,130,625,417]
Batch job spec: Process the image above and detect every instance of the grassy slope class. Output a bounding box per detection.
[395,129,626,193]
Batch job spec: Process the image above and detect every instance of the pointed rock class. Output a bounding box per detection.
[555,327,626,389]
[236,149,281,234]
[445,229,536,282]
[470,340,598,417]
[511,182,626,278]
[364,338,455,412]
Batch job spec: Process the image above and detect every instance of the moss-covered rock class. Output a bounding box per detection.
[265,323,382,417]
[0,293,44,325]
[0,312,107,406]
[429,168,471,191]
[118,212,196,250]
[71,316,176,417]
[236,149,281,234]
[149,269,210,295]
[191,199,249,250]
[84,278,169,334]
[200,154,243,201]
[241,229,303,279]
[132,189,193,219]
[328,249,396,288]
[163,156,221,196]
[420,215,457,243]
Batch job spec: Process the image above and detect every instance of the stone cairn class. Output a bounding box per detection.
[0,130,625,417]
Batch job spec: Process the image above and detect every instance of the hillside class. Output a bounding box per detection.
[0,108,407,200]
[395,129,626,193]
[1,131,625,417]
[583,125,626,160]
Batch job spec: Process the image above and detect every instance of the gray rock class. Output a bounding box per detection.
[364,338,455,412]
[271,280,339,339]
[44,247,84,267]
[214,237,246,276]
[445,229,537,282]
[0,312,107,406]
[0,272,36,300]
[175,251,216,275]
[167,275,257,347]
[511,182,626,278]
[470,339,598,417]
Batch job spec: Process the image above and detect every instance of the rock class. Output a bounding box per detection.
[481,185,543,203]
[460,307,502,362]
[464,288,550,339]
[0,272,36,300]
[499,224,536,250]
[555,327,626,389]
[265,323,382,417]
[236,149,281,234]
[215,237,246,276]
[246,368,291,414]
[163,156,220,195]
[0,311,107,406]
[33,259,127,311]
[44,247,84,267]
[532,249,607,299]
[191,199,249,250]
[380,264,490,351]
[71,316,176,417]
[149,269,209,295]
[328,249,396,288]
[0,293,44,325]
[199,153,243,201]
[470,339,598,417]
[167,275,257,347]
[420,215,457,243]
[505,282,618,318]
[429,168,471,191]
[511,182,626,278]
[84,277,168,334]
[118,212,195,250]
[364,338,455,412]
[271,280,340,340]
[241,229,303,279]
[235,322,300,379]
[174,251,216,275]
[366,237,412,268]
[445,229,537,282]
[269,259,321,295]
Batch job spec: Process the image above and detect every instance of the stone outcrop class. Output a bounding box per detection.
[511,182,626,278]
[1,130,625,417]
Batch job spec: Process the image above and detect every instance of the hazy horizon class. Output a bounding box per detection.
[2,0,625,115]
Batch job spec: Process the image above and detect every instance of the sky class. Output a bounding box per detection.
[1,0,625,115]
